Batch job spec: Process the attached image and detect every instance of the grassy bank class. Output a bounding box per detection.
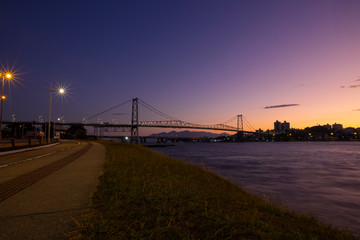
[72,141,357,239]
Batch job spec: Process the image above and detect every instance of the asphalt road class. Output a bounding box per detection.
[0,140,105,240]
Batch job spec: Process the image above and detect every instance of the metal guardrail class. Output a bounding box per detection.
[0,139,58,150]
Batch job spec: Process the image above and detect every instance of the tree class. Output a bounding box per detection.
[63,124,87,139]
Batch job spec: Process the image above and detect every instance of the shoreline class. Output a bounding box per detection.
[72,140,358,239]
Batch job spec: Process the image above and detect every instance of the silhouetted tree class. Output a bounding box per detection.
[62,124,87,139]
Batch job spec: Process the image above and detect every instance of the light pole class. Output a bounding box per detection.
[48,81,65,142]
[0,72,13,140]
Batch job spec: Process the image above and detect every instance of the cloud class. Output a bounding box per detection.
[340,78,360,88]
[293,84,305,88]
[264,104,300,109]
[353,109,360,111]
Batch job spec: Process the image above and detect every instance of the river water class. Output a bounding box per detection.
[153,142,360,236]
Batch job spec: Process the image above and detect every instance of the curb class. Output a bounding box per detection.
[0,142,61,156]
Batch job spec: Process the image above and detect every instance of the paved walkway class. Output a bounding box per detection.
[0,140,106,239]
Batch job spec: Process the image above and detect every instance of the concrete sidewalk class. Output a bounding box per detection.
[0,141,106,240]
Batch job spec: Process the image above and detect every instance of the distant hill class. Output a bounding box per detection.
[149,130,231,138]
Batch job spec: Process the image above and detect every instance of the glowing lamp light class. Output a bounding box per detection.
[59,88,65,94]
[0,67,19,141]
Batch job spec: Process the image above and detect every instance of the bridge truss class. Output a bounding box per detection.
[4,98,256,143]
[82,98,256,143]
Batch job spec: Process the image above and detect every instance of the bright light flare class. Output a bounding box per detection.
[0,72,14,82]
[0,63,24,89]
[1,96,5,100]
[54,82,71,98]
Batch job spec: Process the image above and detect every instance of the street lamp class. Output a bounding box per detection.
[48,81,65,142]
[0,72,13,140]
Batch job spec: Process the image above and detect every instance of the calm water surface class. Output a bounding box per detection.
[154,142,360,236]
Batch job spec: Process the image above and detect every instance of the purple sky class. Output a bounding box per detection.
[1,0,360,133]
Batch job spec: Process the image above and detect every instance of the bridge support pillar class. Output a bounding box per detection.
[236,115,244,142]
[131,98,139,144]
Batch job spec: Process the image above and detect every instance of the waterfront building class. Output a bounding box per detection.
[343,127,355,135]
[274,120,290,133]
[274,120,282,132]
[332,123,343,131]
[282,121,290,131]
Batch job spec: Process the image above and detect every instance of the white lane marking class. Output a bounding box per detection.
[0,151,58,169]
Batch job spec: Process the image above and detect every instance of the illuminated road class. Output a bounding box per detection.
[0,140,105,240]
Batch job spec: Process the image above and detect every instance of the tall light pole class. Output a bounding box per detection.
[0,72,13,140]
[48,81,65,142]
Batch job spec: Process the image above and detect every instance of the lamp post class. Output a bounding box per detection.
[0,72,12,140]
[48,81,65,142]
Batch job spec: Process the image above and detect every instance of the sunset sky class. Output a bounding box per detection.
[1,0,359,133]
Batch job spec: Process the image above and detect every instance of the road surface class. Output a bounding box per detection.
[0,140,105,239]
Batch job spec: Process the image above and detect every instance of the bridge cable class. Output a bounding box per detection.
[138,99,179,121]
[243,117,256,132]
[138,99,213,127]
[85,99,132,121]
[138,99,239,131]
[219,115,237,125]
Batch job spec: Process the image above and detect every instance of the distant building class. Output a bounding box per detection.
[274,120,282,132]
[343,127,355,135]
[274,120,290,132]
[332,123,343,131]
[282,121,290,131]
[323,124,332,130]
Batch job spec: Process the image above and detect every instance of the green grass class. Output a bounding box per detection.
[71,140,358,240]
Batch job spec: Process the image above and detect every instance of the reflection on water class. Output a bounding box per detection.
[154,142,360,236]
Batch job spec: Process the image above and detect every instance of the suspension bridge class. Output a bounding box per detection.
[81,98,256,142]
[4,98,257,143]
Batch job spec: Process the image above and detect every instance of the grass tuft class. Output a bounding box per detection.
[72,141,358,240]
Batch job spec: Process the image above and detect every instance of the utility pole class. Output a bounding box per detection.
[131,98,139,143]
[48,82,52,143]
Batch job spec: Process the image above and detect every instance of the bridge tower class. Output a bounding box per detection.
[131,98,139,143]
[236,115,244,141]
[237,115,243,132]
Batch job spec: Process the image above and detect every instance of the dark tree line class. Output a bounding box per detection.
[61,124,87,139]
